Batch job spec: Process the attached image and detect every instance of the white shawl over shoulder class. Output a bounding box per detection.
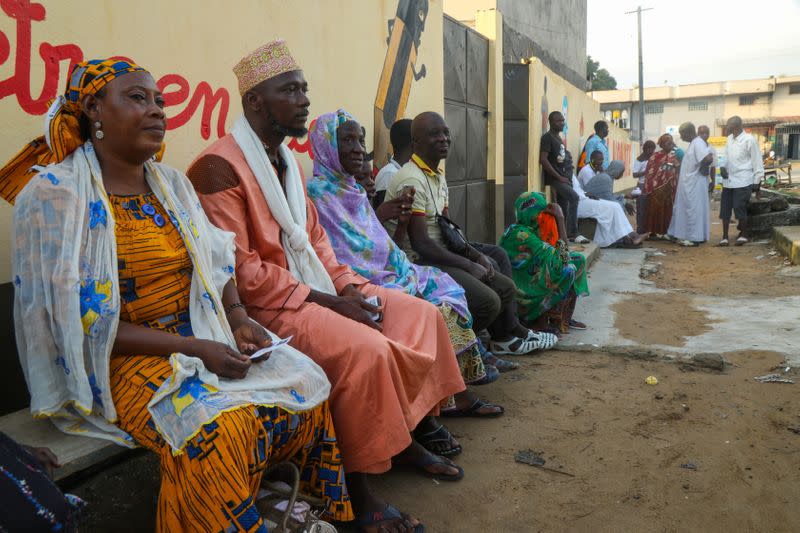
[13,143,330,451]
[231,115,336,294]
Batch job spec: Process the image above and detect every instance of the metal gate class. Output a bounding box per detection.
[443,15,491,242]
[503,63,529,227]
[502,62,529,228]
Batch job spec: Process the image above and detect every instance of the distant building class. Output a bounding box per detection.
[592,76,800,158]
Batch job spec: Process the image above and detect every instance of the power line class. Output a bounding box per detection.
[625,6,653,142]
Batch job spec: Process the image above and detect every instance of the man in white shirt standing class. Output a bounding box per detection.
[374,118,413,205]
[719,116,764,246]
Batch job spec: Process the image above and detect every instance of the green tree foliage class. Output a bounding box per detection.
[586,55,618,90]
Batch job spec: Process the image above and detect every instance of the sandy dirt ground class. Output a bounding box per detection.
[68,207,800,532]
[646,217,800,299]
[368,350,799,533]
[612,292,715,347]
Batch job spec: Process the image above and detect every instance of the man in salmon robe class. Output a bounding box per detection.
[187,40,465,529]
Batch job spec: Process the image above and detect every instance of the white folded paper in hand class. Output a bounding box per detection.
[249,335,293,359]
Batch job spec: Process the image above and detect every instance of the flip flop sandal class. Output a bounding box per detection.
[526,330,558,349]
[488,336,542,355]
[735,237,749,246]
[441,397,505,419]
[483,354,519,372]
[568,319,587,330]
[718,238,729,247]
[678,239,698,247]
[469,364,500,385]
[354,504,425,533]
[413,422,462,457]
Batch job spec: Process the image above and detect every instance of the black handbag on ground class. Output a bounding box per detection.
[423,173,469,255]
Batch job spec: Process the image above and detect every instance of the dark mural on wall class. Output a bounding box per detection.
[373,0,429,168]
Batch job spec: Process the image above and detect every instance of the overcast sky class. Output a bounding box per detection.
[587,0,800,88]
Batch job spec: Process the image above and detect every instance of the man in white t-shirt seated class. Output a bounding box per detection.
[374,119,413,206]
[577,149,603,188]
[566,151,647,248]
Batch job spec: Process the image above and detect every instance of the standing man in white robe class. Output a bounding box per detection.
[668,122,714,246]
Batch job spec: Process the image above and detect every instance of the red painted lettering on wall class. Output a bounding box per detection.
[158,75,228,140]
[0,0,232,142]
[608,138,634,177]
[286,118,315,160]
[0,0,82,114]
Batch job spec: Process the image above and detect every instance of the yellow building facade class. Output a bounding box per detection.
[0,0,445,282]
[0,0,638,282]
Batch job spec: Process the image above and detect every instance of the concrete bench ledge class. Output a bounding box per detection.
[0,409,128,481]
[571,241,600,268]
[773,226,800,265]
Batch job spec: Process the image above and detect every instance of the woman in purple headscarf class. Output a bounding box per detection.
[307,110,507,436]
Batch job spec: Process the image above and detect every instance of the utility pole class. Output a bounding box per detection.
[626,6,653,142]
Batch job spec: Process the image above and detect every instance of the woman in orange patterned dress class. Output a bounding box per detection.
[5,59,360,532]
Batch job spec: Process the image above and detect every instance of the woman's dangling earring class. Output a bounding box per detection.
[94,121,104,140]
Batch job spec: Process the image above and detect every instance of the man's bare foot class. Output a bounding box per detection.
[394,440,463,479]
[347,472,421,532]
[631,232,648,246]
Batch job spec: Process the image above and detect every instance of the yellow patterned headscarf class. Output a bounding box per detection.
[0,58,164,204]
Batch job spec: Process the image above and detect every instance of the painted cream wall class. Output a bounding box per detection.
[528,58,599,192]
[606,125,639,193]
[527,59,638,194]
[0,0,445,282]
[443,0,496,23]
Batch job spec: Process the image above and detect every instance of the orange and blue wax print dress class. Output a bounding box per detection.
[108,192,352,532]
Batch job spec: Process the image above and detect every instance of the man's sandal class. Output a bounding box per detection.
[469,363,500,385]
[568,319,587,330]
[526,329,558,349]
[441,397,505,419]
[354,504,425,533]
[488,335,542,355]
[481,353,519,372]
[719,238,729,246]
[413,422,462,457]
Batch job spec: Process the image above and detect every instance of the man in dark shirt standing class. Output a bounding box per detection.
[540,111,587,243]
